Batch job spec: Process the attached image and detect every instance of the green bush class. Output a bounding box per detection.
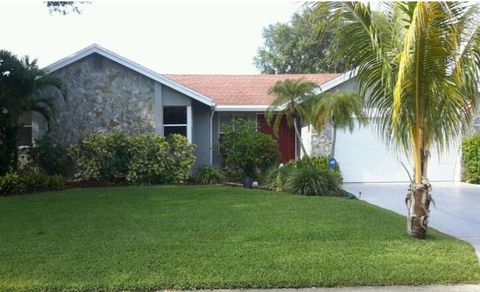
[69,133,196,184]
[265,156,342,193]
[31,137,68,176]
[462,135,480,184]
[220,119,279,180]
[0,172,66,196]
[286,165,342,196]
[194,165,225,184]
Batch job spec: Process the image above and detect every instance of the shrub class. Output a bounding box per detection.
[294,156,342,182]
[69,133,196,184]
[462,135,480,184]
[68,133,130,182]
[286,165,342,196]
[31,136,68,176]
[194,165,225,184]
[221,119,279,180]
[264,156,342,193]
[0,171,66,196]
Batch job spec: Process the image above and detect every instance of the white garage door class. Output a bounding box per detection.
[335,120,461,183]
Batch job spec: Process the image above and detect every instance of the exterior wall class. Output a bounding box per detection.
[51,54,156,145]
[48,53,212,170]
[192,101,213,168]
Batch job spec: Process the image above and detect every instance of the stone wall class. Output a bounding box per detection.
[49,54,155,146]
[309,126,334,157]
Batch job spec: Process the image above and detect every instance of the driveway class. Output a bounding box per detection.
[343,182,480,257]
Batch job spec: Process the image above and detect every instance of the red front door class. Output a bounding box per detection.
[257,114,296,163]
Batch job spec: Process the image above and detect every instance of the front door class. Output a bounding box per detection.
[257,114,296,163]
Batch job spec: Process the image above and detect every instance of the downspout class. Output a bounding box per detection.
[209,106,215,165]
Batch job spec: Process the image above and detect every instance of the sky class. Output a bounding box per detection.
[2,0,304,74]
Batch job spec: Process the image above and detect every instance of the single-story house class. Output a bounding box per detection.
[20,44,480,183]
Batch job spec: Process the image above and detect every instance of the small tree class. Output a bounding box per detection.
[0,50,65,175]
[305,92,367,158]
[266,78,317,158]
[220,119,279,180]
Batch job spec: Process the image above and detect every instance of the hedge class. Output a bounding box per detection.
[0,172,66,196]
[68,133,196,184]
[462,135,480,184]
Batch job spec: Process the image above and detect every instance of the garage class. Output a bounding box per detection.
[334,120,462,183]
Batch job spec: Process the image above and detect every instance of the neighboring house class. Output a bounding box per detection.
[20,44,479,182]
[20,44,337,169]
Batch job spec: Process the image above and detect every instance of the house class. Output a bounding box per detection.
[20,44,479,183]
[20,44,337,169]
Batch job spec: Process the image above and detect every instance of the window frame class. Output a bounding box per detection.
[162,105,192,143]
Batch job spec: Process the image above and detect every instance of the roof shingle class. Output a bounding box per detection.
[163,74,339,106]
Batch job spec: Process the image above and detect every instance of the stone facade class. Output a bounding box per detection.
[310,126,334,157]
[50,54,156,146]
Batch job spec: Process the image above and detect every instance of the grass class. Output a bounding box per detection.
[0,185,479,291]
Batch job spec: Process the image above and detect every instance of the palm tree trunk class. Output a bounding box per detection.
[407,129,432,239]
[293,118,308,158]
[330,123,337,158]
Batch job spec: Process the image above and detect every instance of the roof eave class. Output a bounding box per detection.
[45,44,216,107]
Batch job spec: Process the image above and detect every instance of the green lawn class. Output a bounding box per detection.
[0,186,479,291]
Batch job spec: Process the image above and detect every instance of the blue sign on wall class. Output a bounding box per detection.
[328,158,338,169]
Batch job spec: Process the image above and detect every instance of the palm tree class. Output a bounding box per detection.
[0,50,65,174]
[266,78,318,158]
[320,2,480,238]
[305,92,367,158]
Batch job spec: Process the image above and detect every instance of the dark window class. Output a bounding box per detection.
[92,54,103,71]
[163,107,187,124]
[164,126,187,137]
[17,127,32,147]
[163,106,187,137]
[16,112,32,146]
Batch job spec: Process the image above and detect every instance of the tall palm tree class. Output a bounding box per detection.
[305,92,367,158]
[320,2,480,238]
[0,50,65,174]
[266,78,318,158]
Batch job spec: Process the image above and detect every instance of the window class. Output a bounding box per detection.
[17,112,32,147]
[163,106,187,137]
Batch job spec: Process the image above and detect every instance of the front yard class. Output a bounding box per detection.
[0,185,479,291]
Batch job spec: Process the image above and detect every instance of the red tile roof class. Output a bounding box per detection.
[163,74,340,106]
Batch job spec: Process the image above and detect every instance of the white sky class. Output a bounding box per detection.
[2,0,304,74]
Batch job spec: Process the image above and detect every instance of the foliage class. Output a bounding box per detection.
[462,135,480,184]
[1,185,479,290]
[320,2,480,237]
[45,1,91,15]
[194,165,225,184]
[0,50,65,175]
[304,92,367,157]
[220,119,279,179]
[266,78,317,157]
[265,156,342,195]
[254,6,351,73]
[0,171,65,196]
[31,136,68,176]
[69,133,196,184]
[286,165,342,196]
[321,2,480,182]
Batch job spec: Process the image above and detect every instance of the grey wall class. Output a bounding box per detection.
[51,53,156,145]
[50,53,213,170]
[192,101,213,168]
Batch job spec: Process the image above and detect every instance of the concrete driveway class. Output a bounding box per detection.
[343,182,480,257]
